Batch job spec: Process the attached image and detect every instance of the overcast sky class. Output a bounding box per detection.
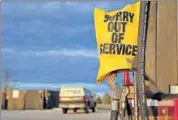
[2,1,134,94]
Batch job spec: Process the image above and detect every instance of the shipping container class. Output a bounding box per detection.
[45,90,59,109]
[6,89,25,110]
[25,90,44,110]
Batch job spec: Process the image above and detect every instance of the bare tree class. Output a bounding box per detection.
[2,71,14,89]
[2,70,14,109]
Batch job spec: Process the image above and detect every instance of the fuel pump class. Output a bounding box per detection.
[106,73,120,120]
[106,71,132,120]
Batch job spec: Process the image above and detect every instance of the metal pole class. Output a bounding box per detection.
[133,72,138,120]
[136,1,150,120]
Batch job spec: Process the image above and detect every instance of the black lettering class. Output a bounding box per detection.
[125,45,132,55]
[109,15,116,21]
[109,22,127,33]
[115,12,122,21]
[116,44,124,54]
[108,22,114,32]
[112,33,124,43]
[105,12,135,23]
[104,15,109,22]
[100,44,104,54]
[122,44,126,55]
[103,43,109,54]
[129,13,134,23]
[100,43,137,56]
[112,33,118,43]
[118,33,124,43]
[132,45,138,56]
[122,22,127,32]
[123,12,129,22]
[109,44,116,54]
[114,22,121,32]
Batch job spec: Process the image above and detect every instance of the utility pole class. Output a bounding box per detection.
[136,1,150,120]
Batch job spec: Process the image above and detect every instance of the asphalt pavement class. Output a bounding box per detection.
[1,109,110,120]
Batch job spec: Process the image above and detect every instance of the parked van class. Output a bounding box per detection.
[59,86,96,114]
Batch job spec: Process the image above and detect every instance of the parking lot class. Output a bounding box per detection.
[2,109,110,120]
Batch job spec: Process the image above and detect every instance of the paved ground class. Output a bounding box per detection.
[1,109,110,120]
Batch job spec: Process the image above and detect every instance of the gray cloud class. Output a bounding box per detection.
[2,48,98,58]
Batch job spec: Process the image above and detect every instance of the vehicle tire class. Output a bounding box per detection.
[62,108,68,114]
[91,106,95,112]
[73,108,77,113]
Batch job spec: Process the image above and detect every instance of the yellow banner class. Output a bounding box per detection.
[94,2,141,84]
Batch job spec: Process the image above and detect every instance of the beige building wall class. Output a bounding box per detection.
[145,1,157,83]
[156,1,178,93]
[146,1,178,93]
